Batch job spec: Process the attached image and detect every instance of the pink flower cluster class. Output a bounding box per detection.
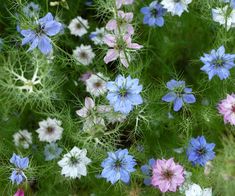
[151,158,185,193]
[103,0,142,68]
[218,93,235,125]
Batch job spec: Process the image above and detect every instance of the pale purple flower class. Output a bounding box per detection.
[116,0,134,9]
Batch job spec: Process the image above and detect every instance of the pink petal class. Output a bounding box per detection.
[85,97,95,109]
[103,34,116,47]
[76,108,88,118]
[116,0,122,9]
[119,50,129,68]
[14,189,24,196]
[104,49,119,64]
[124,12,133,22]
[106,19,117,31]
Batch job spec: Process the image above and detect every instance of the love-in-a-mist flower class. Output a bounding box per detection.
[116,0,134,9]
[68,16,89,37]
[13,129,32,149]
[73,44,95,66]
[44,143,62,161]
[185,183,212,196]
[89,27,105,45]
[218,93,235,125]
[103,34,143,68]
[187,136,215,166]
[58,147,91,179]
[141,158,155,185]
[106,75,143,114]
[151,158,185,193]
[224,0,235,8]
[141,1,166,27]
[36,117,64,143]
[10,153,29,185]
[200,46,235,80]
[85,73,108,96]
[101,149,136,184]
[14,189,24,196]
[212,5,235,30]
[162,79,196,112]
[76,97,95,118]
[21,12,62,54]
[23,2,40,17]
[161,0,192,16]
[106,11,134,35]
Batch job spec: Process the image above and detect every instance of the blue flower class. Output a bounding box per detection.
[10,153,29,185]
[224,0,235,8]
[23,2,40,17]
[141,158,155,186]
[44,143,62,161]
[162,79,196,112]
[106,75,143,114]
[101,149,136,184]
[187,136,215,166]
[141,1,166,27]
[21,12,62,55]
[200,45,235,80]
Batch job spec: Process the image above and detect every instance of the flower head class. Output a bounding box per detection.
[185,183,212,196]
[73,44,95,66]
[187,136,215,166]
[44,143,62,161]
[13,129,32,149]
[76,97,95,118]
[151,158,185,192]
[90,27,105,45]
[141,158,155,185]
[200,46,235,80]
[116,0,134,9]
[68,16,89,37]
[162,79,196,112]
[101,149,136,184]
[58,147,91,179]
[21,12,62,54]
[23,2,40,17]
[141,1,166,27]
[106,75,143,114]
[161,0,192,16]
[10,153,29,185]
[36,117,64,143]
[218,93,235,125]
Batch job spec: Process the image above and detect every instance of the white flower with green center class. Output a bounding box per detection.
[68,16,89,37]
[58,147,91,179]
[161,0,192,16]
[13,129,32,149]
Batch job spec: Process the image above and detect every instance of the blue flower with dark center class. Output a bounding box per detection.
[10,153,29,185]
[162,79,196,112]
[140,1,166,27]
[200,45,235,80]
[21,12,62,55]
[44,143,63,161]
[141,158,155,185]
[106,75,143,114]
[187,136,215,166]
[101,149,136,184]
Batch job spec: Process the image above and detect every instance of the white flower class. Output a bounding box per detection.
[161,0,192,16]
[85,73,108,96]
[212,5,235,30]
[73,45,95,66]
[13,129,32,149]
[76,97,95,118]
[185,183,212,196]
[36,117,63,143]
[90,27,106,45]
[58,147,91,179]
[68,16,89,37]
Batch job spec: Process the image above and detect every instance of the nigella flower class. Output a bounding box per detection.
[187,136,215,166]
[14,189,24,196]
[152,158,185,192]
[68,16,89,37]
[44,143,62,161]
[218,94,235,125]
[101,149,136,184]
[185,183,212,196]
[13,129,32,149]
[21,12,62,55]
[200,46,235,80]
[161,0,192,16]
[162,79,196,112]
[58,146,91,179]
[140,1,166,27]
[23,2,40,17]
[141,158,155,185]
[106,75,143,114]
[224,0,235,8]
[89,27,105,45]
[73,44,95,66]
[10,153,29,185]
[116,0,134,9]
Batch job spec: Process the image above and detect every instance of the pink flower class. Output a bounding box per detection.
[76,97,95,118]
[103,34,142,67]
[80,72,92,82]
[106,11,134,35]
[116,0,134,9]
[218,94,235,125]
[14,189,24,196]
[151,158,185,193]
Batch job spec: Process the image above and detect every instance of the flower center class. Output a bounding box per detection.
[94,82,102,88]
[47,127,54,134]
[197,148,206,155]
[174,0,181,2]
[70,156,79,165]
[114,159,122,169]
[119,88,128,97]
[151,8,158,16]
[79,52,88,59]
[213,58,224,67]
[163,170,173,180]
[232,105,235,113]
[76,23,81,29]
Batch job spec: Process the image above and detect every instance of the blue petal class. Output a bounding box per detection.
[173,97,183,111]
[38,35,52,54]
[44,21,62,36]
[183,94,196,104]
[162,92,177,102]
